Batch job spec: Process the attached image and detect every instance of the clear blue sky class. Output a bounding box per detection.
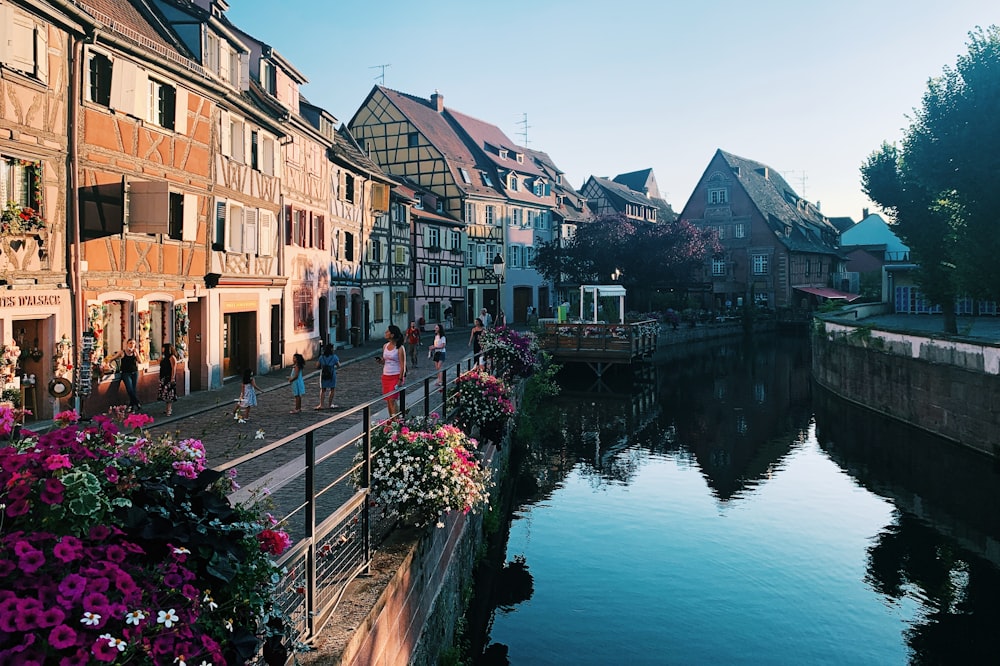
[227,0,993,220]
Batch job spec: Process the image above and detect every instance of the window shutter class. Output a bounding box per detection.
[214,200,226,250]
[35,21,47,81]
[174,87,188,135]
[244,208,258,254]
[220,111,231,157]
[182,193,197,241]
[285,204,293,244]
[7,9,35,73]
[228,204,243,253]
[258,211,273,257]
[372,182,389,212]
[133,69,149,121]
[219,41,230,82]
[110,58,137,114]
[262,136,274,176]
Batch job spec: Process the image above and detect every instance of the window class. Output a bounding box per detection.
[167,192,183,240]
[344,174,355,203]
[537,211,548,230]
[344,232,354,261]
[485,205,495,226]
[100,300,128,361]
[708,187,728,205]
[205,32,219,75]
[0,157,39,212]
[735,222,745,238]
[426,265,440,286]
[148,301,168,361]
[428,301,441,321]
[525,246,535,267]
[718,225,726,240]
[250,131,259,170]
[427,226,440,249]
[294,287,314,332]
[1,6,47,81]
[533,181,545,196]
[507,244,520,268]
[147,78,176,130]
[465,202,476,223]
[450,267,461,287]
[88,51,112,106]
[260,58,276,94]
[752,254,769,275]
[374,293,384,322]
[482,172,493,187]
[393,291,407,314]
[407,132,419,148]
[228,48,240,88]
[459,168,471,184]
[449,230,461,251]
[499,149,508,160]
[476,244,489,267]
[511,209,522,227]
[436,199,444,213]
[394,245,406,264]
[371,238,381,263]
[508,174,518,191]
[712,258,726,276]
[527,210,537,229]
[230,118,245,163]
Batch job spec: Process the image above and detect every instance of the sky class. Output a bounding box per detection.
[226,0,994,221]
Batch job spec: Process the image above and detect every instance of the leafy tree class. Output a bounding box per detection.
[861,25,1000,333]
[533,213,720,310]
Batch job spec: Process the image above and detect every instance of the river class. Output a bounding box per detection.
[468,333,1000,665]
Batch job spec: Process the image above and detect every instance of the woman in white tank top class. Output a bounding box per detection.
[378,325,407,416]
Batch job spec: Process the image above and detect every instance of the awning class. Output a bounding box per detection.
[794,286,861,302]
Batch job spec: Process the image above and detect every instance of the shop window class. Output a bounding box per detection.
[294,287,314,332]
[147,302,169,361]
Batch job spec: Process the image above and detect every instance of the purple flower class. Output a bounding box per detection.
[58,574,87,602]
[103,466,118,483]
[40,477,65,504]
[53,537,83,563]
[90,635,119,662]
[38,606,67,628]
[48,623,78,649]
[104,545,126,563]
[18,547,45,575]
[58,649,90,666]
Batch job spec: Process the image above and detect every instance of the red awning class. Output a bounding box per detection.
[793,286,861,302]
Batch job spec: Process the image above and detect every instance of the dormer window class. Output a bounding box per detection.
[532,180,547,197]
[482,172,493,187]
[260,59,276,95]
[459,168,471,184]
[508,173,518,191]
[499,149,508,160]
[516,153,524,164]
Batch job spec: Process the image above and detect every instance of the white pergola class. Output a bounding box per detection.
[578,284,626,323]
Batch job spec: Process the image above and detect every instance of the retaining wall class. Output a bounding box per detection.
[812,319,1000,457]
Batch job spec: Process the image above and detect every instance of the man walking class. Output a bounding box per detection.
[405,321,421,371]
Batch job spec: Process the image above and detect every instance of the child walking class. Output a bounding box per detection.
[288,353,306,413]
[236,368,260,422]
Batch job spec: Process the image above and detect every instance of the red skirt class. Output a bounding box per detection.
[381,373,401,401]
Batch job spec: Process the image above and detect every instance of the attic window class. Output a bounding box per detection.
[482,172,493,187]
[459,168,471,184]
[516,153,524,164]
[708,188,728,205]
[508,173,518,191]
[499,149,508,160]
[407,132,419,148]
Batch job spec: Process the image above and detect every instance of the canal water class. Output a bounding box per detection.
[469,333,1000,665]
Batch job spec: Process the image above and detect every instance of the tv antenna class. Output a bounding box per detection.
[369,63,391,85]
[516,113,531,146]
[782,170,808,196]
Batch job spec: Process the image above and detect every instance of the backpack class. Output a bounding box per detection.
[321,359,333,381]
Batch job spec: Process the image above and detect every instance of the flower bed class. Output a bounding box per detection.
[479,326,540,382]
[0,407,294,664]
[365,416,493,529]
[449,368,515,432]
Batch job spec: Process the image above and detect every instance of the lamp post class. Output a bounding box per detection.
[492,253,505,323]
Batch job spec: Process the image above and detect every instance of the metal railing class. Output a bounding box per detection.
[213,356,479,645]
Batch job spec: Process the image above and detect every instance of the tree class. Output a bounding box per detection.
[861,25,1000,333]
[533,213,720,310]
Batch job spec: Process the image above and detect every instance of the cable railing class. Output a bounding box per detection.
[213,356,479,646]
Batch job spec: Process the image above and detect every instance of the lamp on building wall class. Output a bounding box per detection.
[492,253,505,318]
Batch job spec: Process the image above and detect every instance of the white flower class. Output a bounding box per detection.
[255,429,265,440]
[238,418,247,424]
[124,610,147,625]
[175,657,187,666]
[81,611,101,626]
[224,618,234,632]
[203,592,219,611]
[104,636,127,652]
[157,608,179,628]
[173,546,191,555]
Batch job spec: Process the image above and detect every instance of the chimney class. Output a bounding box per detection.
[431,89,443,112]
[862,207,869,219]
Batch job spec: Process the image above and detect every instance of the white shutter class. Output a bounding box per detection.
[228,204,243,253]
[133,69,149,121]
[7,9,35,73]
[219,111,231,157]
[231,119,244,163]
[244,123,252,165]
[219,41,230,83]
[204,31,218,74]
[0,5,9,64]
[110,58,136,113]
[182,193,197,241]
[35,21,47,81]
[259,211,273,257]
[244,208,258,254]
[174,87,187,135]
[262,136,274,176]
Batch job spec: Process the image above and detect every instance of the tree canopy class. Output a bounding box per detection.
[533,213,720,309]
[861,25,1000,333]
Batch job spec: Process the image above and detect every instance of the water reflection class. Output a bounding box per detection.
[469,334,1000,664]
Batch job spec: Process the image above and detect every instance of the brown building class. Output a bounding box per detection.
[677,149,843,314]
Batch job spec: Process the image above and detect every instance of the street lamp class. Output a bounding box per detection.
[611,268,622,282]
[492,253,505,322]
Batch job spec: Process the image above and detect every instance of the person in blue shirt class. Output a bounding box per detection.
[315,343,341,410]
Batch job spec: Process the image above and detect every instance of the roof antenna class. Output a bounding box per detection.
[369,63,391,85]
[516,112,531,146]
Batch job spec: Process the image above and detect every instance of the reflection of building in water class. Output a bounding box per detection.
[815,387,1000,567]
[656,335,814,499]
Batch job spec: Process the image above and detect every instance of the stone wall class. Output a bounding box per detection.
[812,322,1000,457]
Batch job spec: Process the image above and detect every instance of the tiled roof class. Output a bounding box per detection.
[526,148,592,223]
[612,168,654,194]
[332,125,389,181]
[374,87,503,200]
[77,0,195,65]
[590,176,658,209]
[717,149,841,255]
[446,109,547,179]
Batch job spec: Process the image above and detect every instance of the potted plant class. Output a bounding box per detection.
[449,368,515,446]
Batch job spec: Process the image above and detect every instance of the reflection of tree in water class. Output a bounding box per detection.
[866,512,1000,664]
[494,555,534,610]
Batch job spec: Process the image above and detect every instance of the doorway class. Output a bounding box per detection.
[270,304,281,369]
[513,287,532,323]
[222,312,256,380]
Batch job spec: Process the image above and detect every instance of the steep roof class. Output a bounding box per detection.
[612,168,660,198]
[588,176,659,209]
[78,0,194,62]
[365,87,503,200]
[525,148,592,223]
[332,125,390,182]
[716,149,840,256]
[840,213,909,254]
[446,109,546,179]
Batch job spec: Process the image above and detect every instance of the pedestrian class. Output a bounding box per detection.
[404,321,421,371]
[108,338,143,411]
[469,318,485,366]
[315,343,340,410]
[480,308,492,329]
[288,353,306,413]
[377,325,406,416]
[444,304,454,328]
[237,367,260,421]
[157,342,178,416]
[430,323,447,386]
[496,310,506,328]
